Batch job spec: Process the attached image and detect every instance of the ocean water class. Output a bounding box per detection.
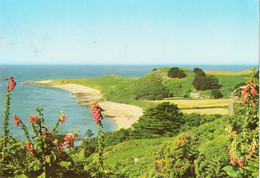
[0,64,257,143]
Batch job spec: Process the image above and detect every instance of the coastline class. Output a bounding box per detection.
[30,80,143,130]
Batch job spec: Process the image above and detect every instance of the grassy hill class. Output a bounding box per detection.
[52,67,254,114]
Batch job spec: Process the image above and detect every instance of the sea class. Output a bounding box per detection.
[0,64,258,144]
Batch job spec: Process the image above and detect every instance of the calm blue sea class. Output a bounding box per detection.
[0,65,258,143]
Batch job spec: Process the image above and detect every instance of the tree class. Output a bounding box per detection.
[211,89,223,99]
[168,67,187,79]
[132,102,184,138]
[193,68,205,77]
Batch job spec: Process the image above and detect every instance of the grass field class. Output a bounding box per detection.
[204,70,251,76]
[151,98,229,115]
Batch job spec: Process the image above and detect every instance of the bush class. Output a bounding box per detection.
[193,68,205,77]
[135,76,171,100]
[211,89,223,99]
[168,67,187,79]
[152,133,198,177]
[132,102,184,138]
[193,75,222,91]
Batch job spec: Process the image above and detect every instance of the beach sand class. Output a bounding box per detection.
[32,80,143,130]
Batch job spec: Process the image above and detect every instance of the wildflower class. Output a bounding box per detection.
[250,88,258,95]
[232,159,236,166]
[244,85,250,91]
[59,143,63,152]
[29,114,38,124]
[3,78,8,81]
[252,101,257,108]
[241,97,247,103]
[91,104,103,124]
[238,160,243,167]
[64,134,75,148]
[10,79,16,90]
[60,114,66,124]
[26,142,36,156]
[241,89,247,96]
[13,115,21,127]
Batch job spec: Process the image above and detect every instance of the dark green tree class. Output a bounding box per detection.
[132,102,184,138]
[211,89,223,99]
[168,67,187,79]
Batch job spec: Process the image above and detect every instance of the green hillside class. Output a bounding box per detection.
[53,67,252,109]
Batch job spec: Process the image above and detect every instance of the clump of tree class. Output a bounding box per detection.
[132,102,184,138]
[135,75,172,100]
[167,67,187,79]
[192,68,222,91]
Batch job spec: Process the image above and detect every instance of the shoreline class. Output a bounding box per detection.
[29,80,143,130]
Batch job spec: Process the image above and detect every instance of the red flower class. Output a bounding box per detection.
[59,143,63,152]
[241,97,247,103]
[232,159,236,166]
[252,101,257,108]
[64,134,75,148]
[91,104,103,124]
[3,78,8,81]
[26,142,36,156]
[241,89,247,96]
[13,115,21,127]
[29,115,38,124]
[244,85,250,91]
[60,114,66,124]
[250,88,258,95]
[238,160,243,167]
[10,80,16,90]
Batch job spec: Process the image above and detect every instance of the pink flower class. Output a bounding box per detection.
[64,134,75,148]
[3,78,8,81]
[60,114,66,124]
[29,115,38,124]
[13,115,21,127]
[91,104,103,124]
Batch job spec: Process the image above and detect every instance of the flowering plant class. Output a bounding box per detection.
[224,68,259,177]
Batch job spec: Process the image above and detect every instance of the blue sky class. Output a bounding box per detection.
[0,0,258,65]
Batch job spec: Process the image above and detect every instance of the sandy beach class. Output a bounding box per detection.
[32,80,143,130]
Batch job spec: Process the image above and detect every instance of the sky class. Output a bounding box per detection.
[0,0,258,65]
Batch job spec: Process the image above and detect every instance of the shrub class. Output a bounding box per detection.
[152,133,198,177]
[168,67,187,79]
[135,76,171,100]
[132,102,184,138]
[193,75,222,91]
[211,89,223,99]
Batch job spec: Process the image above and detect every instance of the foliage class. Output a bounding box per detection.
[224,68,259,177]
[193,74,222,91]
[167,67,187,78]
[211,89,224,99]
[151,133,198,177]
[193,67,205,76]
[132,102,184,138]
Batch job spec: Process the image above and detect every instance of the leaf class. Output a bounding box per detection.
[223,166,242,177]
